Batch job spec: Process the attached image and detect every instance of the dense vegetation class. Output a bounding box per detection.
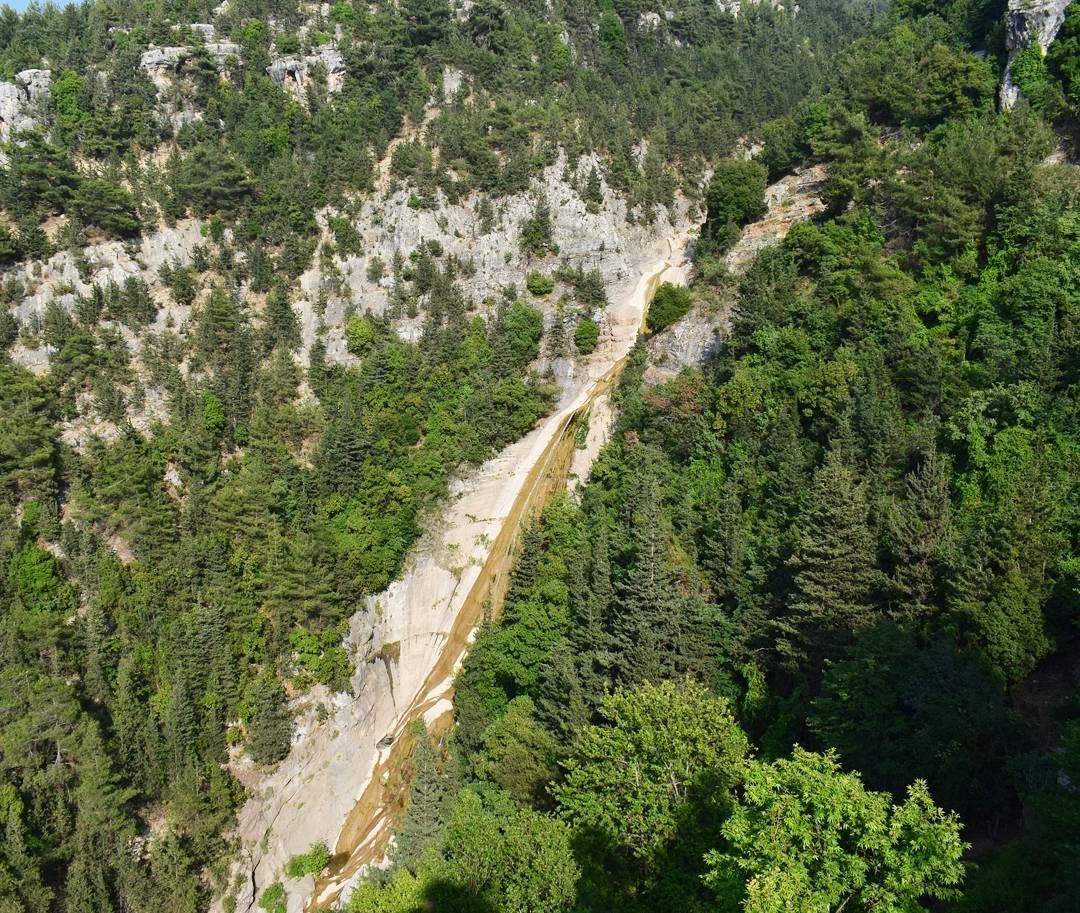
[0,0,895,907]
[0,0,883,261]
[355,5,1080,913]
[1,0,1077,907]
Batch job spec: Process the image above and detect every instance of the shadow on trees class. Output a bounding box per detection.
[418,879,496,913]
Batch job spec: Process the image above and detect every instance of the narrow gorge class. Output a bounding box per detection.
[225,237,693,913]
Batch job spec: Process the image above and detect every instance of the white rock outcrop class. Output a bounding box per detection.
[139,42,240,95]
[266,45,346,99]
[1000,0,1071,109]
[139,46,188,92]
[645,163,827,384]
[0,68,51,142]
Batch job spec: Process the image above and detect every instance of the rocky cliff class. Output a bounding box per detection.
[1000,0,1072,108]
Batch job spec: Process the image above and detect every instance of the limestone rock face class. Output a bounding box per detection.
[645,163,827,385]
[0,68,51,142]
[1001,0,1071,109]
[266,45,346,99]
[205,40,241,67]
[139,46,188,92]
[139,42,239,94]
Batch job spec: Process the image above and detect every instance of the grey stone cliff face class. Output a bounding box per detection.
[1001,0,1071,109]
[0,68,51,143]
[266,45,347,99]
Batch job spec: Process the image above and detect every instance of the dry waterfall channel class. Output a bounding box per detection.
[223,235,692,913]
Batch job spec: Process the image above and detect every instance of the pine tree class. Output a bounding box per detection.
[548,299,568,357]
[261,280,300,354]
[571,519,614,709]
[583,165,603,206]
[248,243,272,293]
[610,463,686,686]
[79,597,114,707]
[504,521,542,610]
[149,831,199,913]
[888,447,951,621]
[65,724,137,913]
[392,721,453,871]
[0,784,52,913]
[783,448,881,660]
[536,640,592,745]
[245,670,292,765]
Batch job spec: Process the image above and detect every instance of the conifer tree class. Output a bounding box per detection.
[245,670,292,766]
[393,721,454,871]
[610,462,685,686]
[888,447,951,621]
[583,165,603,206]
[261,280,300,354]
[783,448,880,660]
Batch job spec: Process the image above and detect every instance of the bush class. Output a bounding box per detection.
[284,841,331,879]
[258,882,286,913]
[704,159,768,252]
[519,196,557,258]
[345,315,376,356]
[574,319,600,354]
[502,300,545,365]
[526,271,554,296]
[646,282,693,333]
[329,216,362,257]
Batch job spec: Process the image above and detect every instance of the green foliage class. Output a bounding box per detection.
[1047,3,1080,107]
[704,158,768,252]
[258,882,286,913]
[809,625,1026,820]
[284,841,330,879]
[519,197,557,258]
[573,319,600,354]
[706,748,966,913]
[245,670,292,765]
[71,179,139,238]
[783,447,881,659]
[646,282,693,333]
[370,787,579,913]
[556,679,748,861]
[499,299,545,365]
[470,696,558,804]
[344,315,376,356]
[1012,46,1054,111]
[525,271,554,296]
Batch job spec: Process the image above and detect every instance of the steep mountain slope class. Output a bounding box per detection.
[0,0,890,911]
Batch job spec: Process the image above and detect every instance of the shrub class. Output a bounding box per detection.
[258,882,286,913]
[526,271,554,296]
[284,841,331,879]
[345,315,376,356]
[329,216,362,257]
[646,282,693,333]
[704,159,768,252]
[574,319,600,354]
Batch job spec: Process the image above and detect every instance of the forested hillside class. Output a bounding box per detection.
[356,3,1080,913]
[0,0,900,909]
